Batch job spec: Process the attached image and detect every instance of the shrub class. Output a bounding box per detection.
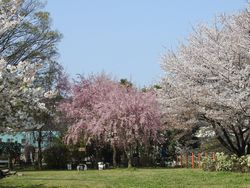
[43,144,69,169]
[201,156,216,171]
[237,155,250,173]
[202,152,250,173]
[214,152,234,171]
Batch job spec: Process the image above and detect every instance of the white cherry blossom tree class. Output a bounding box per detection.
[0,0,58,132]
[159,8,250,156]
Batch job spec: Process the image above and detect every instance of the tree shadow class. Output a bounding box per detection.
[0,184,58,188]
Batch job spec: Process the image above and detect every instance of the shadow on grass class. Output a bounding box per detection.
[0,184,56,188]
[16,178,95,182]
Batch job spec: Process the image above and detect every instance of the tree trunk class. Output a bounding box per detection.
[8,157,13,170]
[246,144,250,155]
[95,147,101,169]
[127,156,132,168]
[37,130,42,170]
[112,144,117,168]
[201,115,250,157]
[125,146,133,168]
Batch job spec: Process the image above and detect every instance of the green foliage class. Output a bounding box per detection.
[68,144,87,165]
[1,0,11,4]
[35,11,50,22]
[202,152,250,173]
[199,137,228,153]
[120,78,133,87]
[0,142,22,158]
[153,84,162,90]
[162,130,178,161]
[43,144,69,169]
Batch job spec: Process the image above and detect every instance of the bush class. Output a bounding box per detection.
[43,144,69,169]
[202,152,250,173]
[202,156,216,171]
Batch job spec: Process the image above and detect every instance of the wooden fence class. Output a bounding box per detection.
[175,152,216,169]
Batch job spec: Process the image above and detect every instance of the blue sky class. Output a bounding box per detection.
[45,0,245,87]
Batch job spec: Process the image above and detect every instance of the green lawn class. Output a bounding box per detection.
[0,168,249,188]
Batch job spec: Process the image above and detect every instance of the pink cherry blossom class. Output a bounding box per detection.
[58,74,163,166]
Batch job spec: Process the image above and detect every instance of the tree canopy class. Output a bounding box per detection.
[58,74,163,167]
[159,9,250,156]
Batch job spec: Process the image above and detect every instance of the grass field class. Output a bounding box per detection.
[0,168,250,188]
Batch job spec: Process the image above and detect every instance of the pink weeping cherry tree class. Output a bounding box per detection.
[58,74,163,168]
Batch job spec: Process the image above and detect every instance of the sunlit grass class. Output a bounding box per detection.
[0,168,249,188]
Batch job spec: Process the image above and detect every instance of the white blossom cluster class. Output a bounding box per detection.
[0,0,57,131]
[0,0,22,35]
[0,58,58,130]
[159,9,250,154]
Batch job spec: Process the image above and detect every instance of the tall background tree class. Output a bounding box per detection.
[0,0,61,64]
[159,8,250,156]
[0,0,62,169]
[0,0,62,130]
